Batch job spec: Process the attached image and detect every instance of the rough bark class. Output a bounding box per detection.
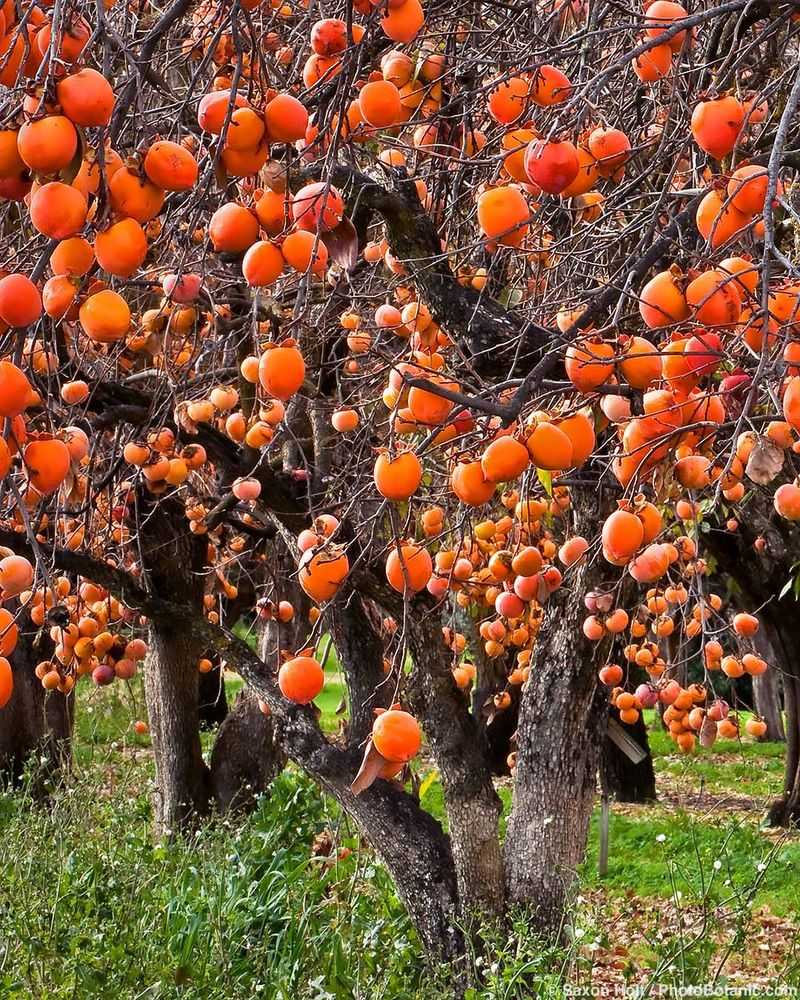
[324,746,462,961]
[328,589,390,743]
[144,624,211,835]
[0,627,73,793]
[504,490,609,932]
[406,610,506,923]
[138,498,211,835]
[209,687,286,812]
[708,506,800,825]
[600,704,657,803]
[751,621,786,742]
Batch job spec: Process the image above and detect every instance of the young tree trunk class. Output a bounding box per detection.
[504,491,609,933]
[209,687,286,812]
[0,627,73,793]
[600,704,657,803]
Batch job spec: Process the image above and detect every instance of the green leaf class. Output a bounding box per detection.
[536,468,553,496]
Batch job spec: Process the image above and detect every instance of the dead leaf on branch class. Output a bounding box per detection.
[746,437,784,485]
[321,217,358,270]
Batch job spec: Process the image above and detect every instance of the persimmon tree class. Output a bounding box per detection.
[1,0,800,968]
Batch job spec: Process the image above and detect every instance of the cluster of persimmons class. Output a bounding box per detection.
[0,0,794,772]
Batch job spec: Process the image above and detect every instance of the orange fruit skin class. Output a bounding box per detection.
[258,345,305,400]
[385,543,432,593]
[372,709,421,762]
[0,656,11,708]
[24,438,71,495]
[278,656,324,704]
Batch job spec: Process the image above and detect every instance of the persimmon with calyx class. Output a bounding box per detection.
[477,185,530,247]
[481,437,530,481]
[79,290,130,343]
[209,203,259,253]
[450,460,495,506]
[56,68,115,126]
[565,338,614,391]
[299,546,349,602]
[691,95,744,159]
[17,116,77,173]
[279,656,324,704]
[488,76,529,123]
[639,269,689,328]
[95,219,148,278]
[24,439,71,495]
[602,507,644,562]
[291,182,344,231]
[374,451,423,500]
[372,710,421,762]
[524,139,579,194]
[108,166,165,223]
[242,241,284,286]
[530,64,571,106]
[258,342,305,400]
[358,80,402,128]
[144,140,198,191]
[0,274,42,328]
[29,182,87,240]
[0,361,32,417]
[385,542,433,593]
[264,93,309,142]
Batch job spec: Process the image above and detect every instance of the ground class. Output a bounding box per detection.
[0,671,797,999]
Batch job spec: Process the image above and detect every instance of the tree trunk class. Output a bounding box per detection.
[144,624,211,835]
[751,621,785,742]
[406,610,506,923]
[207,614,465,962]
[504,490,609,932]
[706,504,800,825]
[138,497,211,836]
[328,589,390,742]
[600,703,657,803]
[770,672,800,826]
[209,688,286,812]
[0,627,73,793]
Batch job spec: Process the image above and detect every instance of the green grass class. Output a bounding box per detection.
[0,767,422,1000]
[1,673,797,997]
[581,808,800,916]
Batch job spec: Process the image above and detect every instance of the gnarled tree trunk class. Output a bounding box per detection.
[144,623,211,835]
[708,504,799,825]
[210,687,285,812]
[406,609,506,924]
[139,498,211,835]
[504,490,609,932]
[751,622,785,742]
[0,627,73,793]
